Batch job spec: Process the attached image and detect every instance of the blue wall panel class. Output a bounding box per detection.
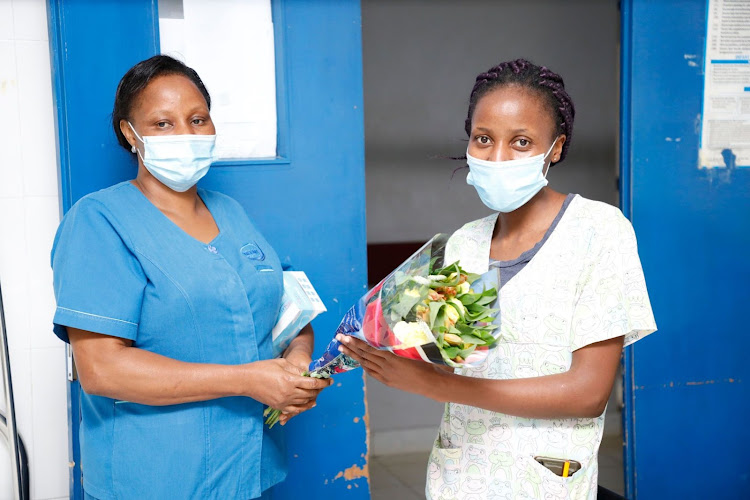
[48,0,369,498]
[622,0,750,497]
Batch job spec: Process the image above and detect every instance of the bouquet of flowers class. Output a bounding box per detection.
[264,234,499,427]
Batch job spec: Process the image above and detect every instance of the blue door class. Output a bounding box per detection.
[47,1,369,498]
[620,0,750,497]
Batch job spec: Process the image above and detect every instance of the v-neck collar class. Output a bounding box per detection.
[445,195,581,276]
[125,181,222,246]
[491,195,579,289]
[490,193,576,268]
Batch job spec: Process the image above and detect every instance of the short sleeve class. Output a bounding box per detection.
[51,199,146,343]
[570,215,657,351]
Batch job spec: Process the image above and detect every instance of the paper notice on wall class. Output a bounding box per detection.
[699,0,750,169]
[159,0,278,160]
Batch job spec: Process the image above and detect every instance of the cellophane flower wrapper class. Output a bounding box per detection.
[308,233,500,378]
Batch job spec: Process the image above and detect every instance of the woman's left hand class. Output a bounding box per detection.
[337,335,443,398]
[283,349,312,375]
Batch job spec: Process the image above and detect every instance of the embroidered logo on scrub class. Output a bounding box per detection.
[242,242,273,271]
[241,242,266,261]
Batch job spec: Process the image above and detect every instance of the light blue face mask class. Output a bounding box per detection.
[466,138,558,213]
[128,122,217,193]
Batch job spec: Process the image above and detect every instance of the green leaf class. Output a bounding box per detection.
[474,295,496,306]
[460,334,486,345]
[458,293,480,306]
[389,287,427,318]
[428,301,446,329]
[442,346,460,359]
[458,344,477,359]
[447,298,466,319]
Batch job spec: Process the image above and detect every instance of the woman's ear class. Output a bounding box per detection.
[552,135,566,163]
[120,119,138,153]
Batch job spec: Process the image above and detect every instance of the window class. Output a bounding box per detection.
[158,0,278,160]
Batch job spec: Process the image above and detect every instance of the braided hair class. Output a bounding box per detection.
[465,59,575,166]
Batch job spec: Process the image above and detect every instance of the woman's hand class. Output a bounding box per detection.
[336,335,444,398]
[245,358,331,414]
[283,348,312,375]
[282,324,315,373]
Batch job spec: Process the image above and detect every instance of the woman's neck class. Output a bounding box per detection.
[132,168,201,216]
[492,187,565,247]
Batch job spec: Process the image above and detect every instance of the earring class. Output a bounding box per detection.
[131,145,136,153]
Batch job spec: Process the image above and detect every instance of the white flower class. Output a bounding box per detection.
[392,321,434,348]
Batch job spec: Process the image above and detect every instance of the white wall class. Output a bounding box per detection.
[0,0,68,498]
[362,0,620,454]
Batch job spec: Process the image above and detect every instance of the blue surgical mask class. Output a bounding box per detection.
[128,122,217,193]
[466,138,558,213]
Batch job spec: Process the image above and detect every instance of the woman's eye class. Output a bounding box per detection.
[192,118,205,125]
[517,138,530,147]
[476,136,490,145]
[156,122,169,128]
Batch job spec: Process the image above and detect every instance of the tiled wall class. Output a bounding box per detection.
[0,1,69,499]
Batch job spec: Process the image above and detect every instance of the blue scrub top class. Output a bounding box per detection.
[51,181,287,499]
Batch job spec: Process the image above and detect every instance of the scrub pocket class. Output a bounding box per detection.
[425,435,462,500]
[517,454,591,498]
[112,402,206,499]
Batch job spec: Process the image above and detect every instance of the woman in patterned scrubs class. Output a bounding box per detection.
[339,59,657,500]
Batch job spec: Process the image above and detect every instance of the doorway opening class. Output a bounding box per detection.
[361,1,623,497]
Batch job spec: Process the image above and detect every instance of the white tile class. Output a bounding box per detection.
[0,278,31,352]
[15,40,57,198]
[23,196,59,271]
[23,196,60,349]
[0,40,24,199]
[11,0,47,41]
[28,274,58,350]
[0,197,31,352]
[30,346,68,499]
[0,1,14,40]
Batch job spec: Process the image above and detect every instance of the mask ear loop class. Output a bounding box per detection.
[542,136,559,178]
[127,122,146,162]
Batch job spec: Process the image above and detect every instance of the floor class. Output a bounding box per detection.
[369,431,624,500]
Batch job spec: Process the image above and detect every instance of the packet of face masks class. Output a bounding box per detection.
[271,271,327,357]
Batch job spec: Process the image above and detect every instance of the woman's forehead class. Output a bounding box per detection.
[132,74,207,115]
[472,85,554,133]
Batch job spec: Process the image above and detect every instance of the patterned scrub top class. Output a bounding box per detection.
[426,195,657,500]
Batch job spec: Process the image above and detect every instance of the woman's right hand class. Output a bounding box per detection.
[245,358,332,414]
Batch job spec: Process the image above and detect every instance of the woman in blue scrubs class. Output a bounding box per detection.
[51,55,331,499]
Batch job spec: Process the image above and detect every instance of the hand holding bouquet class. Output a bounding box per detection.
[264,234,500,427]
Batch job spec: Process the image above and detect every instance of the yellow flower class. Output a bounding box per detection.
[443,333,463,346]
[444,304,460,328]
[393,321,434,348]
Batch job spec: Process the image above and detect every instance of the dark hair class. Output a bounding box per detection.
[465,59,575,166]
[112,55,211,151]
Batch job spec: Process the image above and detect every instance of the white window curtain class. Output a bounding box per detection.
[159,0,278,159]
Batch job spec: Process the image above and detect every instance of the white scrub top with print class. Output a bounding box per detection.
[426,195,657,500]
